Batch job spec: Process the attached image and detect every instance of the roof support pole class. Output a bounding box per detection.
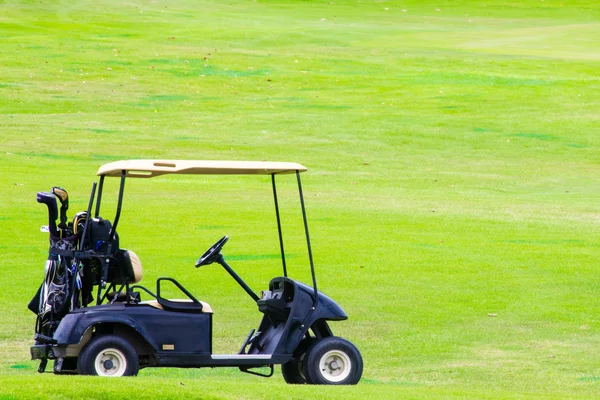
[272,174,287,277]
[296,171,318,304]
[94,175,105,218]
[79,182,97,252]
[108,170,126,240]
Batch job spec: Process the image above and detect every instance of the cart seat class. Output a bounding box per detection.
[141,299,213,314]
[111,249,143,284]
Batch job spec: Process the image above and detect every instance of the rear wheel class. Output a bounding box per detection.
[78,335,139,377]
[304,337,362,385]
[281,338,314,384]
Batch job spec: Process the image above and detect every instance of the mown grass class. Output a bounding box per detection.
[0,0,599,398]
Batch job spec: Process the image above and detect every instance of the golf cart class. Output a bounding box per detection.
[29,160,363,384]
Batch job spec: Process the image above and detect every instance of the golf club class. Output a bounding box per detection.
[52,186,69,236]
[36,191,58,237]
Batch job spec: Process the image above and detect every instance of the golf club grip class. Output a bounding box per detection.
[36,191,59,236]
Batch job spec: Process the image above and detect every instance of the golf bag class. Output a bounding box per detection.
[29,186,123,342]
[28,188,90,341]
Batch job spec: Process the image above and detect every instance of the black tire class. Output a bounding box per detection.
[78,335,139,377]
[281,338,314,384]
[304,337,363,385]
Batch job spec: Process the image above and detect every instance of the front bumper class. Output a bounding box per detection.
[30,344,55,360]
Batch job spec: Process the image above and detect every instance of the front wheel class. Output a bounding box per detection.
[304,337,363,385]
[78,335,139,377]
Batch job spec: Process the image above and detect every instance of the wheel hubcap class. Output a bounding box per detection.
[94,348,127,376]
[319,350,352,383]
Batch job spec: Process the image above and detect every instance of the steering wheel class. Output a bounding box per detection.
[195,236,229,267]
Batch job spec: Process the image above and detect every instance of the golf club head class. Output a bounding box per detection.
[52,187,69,210]
[53,186,69,228]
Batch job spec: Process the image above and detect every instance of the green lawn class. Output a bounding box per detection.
[0,0,599,398]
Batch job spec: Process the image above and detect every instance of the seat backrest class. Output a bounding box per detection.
[111,249,143,284]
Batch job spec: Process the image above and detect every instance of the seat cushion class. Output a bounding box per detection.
[140,299,213,314]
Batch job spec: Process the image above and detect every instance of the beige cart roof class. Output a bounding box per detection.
[97,160,307,178]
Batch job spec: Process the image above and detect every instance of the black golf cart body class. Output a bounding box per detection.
[30,160,362,384]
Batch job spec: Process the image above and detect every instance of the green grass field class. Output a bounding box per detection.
[1,0,599,398]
